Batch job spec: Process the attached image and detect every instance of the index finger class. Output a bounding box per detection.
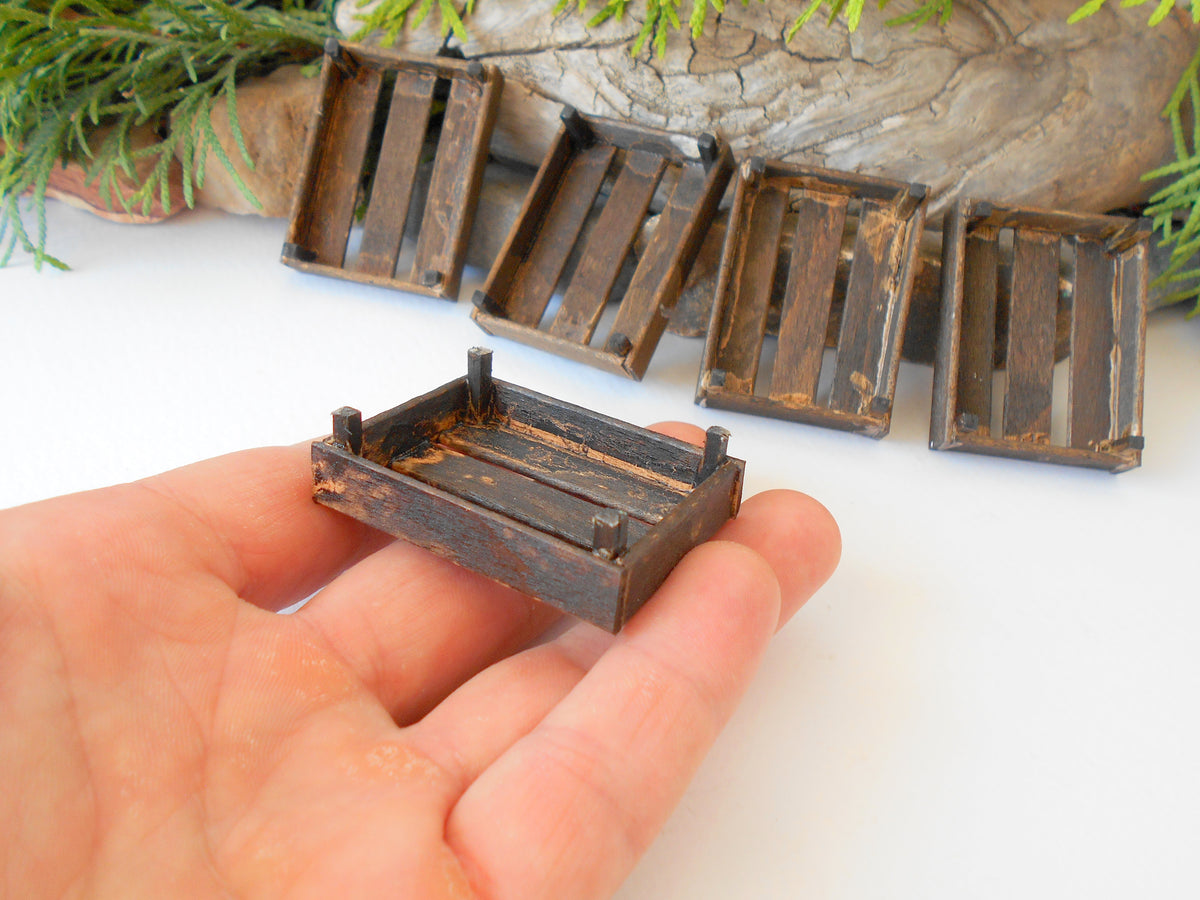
[142,443,387,610]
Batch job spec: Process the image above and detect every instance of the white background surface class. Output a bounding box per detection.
[4,202,1200,898]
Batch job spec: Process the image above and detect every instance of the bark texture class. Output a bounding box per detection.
[336,0,1196,216]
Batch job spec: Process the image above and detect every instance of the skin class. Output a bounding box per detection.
[0,423,840,900]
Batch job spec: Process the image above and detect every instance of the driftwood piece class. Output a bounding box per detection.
[336,0,1194,219]
[282,41,501,301]
[472,109,733,379]
[179,65,322,218]
[36,124,184,223]
[698,159,927,438]
[312,349,745,632]
[930,200,1149,472]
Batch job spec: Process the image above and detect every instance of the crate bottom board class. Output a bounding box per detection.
[314,440,630,630]
[312,440,743,631]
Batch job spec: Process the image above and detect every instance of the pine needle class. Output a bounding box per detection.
[0,0,337,268]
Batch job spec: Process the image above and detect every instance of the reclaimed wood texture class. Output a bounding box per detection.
[699,159,925,438]
[930,200,1148,471]
[473,111,732,379]
[409,72,495,297]
[392,444,653,549]
[1069,238,1116,449]
[354,70,436,277]
[549,149,664,342]
[769,192,847,403]
[1114,243,1148,443]
[302,65,382,267]
[1003,229,1060,441]
[315,352,743,631]
[314,441,626,629]
[956,226,1000,431]
[497,142,616,326]
[713,183,787,395]
[439,423,686,522]
[829,200,904,416]
[611,149,732,379]
[283,43,501,300]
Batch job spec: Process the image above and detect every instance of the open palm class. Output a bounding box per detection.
[0,425,839,899]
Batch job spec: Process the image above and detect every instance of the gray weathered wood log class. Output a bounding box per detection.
[334,0,1195,218]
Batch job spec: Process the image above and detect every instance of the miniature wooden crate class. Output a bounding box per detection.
[312,350,745,632]
[282,40,502,301]
[931,200,1150,472]
[696,158,928,438]
[471,108,733,380]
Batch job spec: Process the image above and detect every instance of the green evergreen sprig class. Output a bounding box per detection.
[0,0,336,268]
[351,0,473,46]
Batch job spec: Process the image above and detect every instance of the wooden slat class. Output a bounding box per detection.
[620,459,743,626]
[478,129,574,306]
[829,201,903,414]
[1114,246,1147,438]
[306,67,382,267]
[1003,229,1060,440]
[713,185,788,394]
[495,383,703,487]
[440,421,685,523]
[392,445,651,550]
[362,378,469,460]
[1069,239,1117,449]
[956,227,1000,429]
[929,200,969,449]
[502,144,617,327]
[410,75,487,287]
[353,71,436,277]
[314,442,624,631]
[549,150,665,342]
[609,153,730,377]
[769,191,847,402]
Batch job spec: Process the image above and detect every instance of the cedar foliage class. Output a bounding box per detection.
[0,0,336,269]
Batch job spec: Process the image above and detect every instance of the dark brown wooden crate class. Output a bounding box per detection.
[312,349,745,632]
[472,108,733,380]
[930,199,1150,472]
[697,158,928,439]
[282,41,502,301]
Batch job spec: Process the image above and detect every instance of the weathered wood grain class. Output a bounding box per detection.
[549,149,665,342]
[392,444,652,549]
[410,70,496,297]
[495,383,703,487]
[621,458,743,624]
[769,191,847,402]
[362,378,469,460]
[500,143,616,327]
[957,227,1000,432]
[314,441,625,629]
[440,422,685,522]
[1069,238,1116,450]
[932,202,1147,471]
[609,148,732,378]
[1003,229,1060,440]
[713,183,787,394]
[314,350,745,631]
[305,66,382,267]
[700,160,925,438]
[474,127,575,312]
[829,200,903,415]
[353,70,436,277]
[1114,243,1148,443]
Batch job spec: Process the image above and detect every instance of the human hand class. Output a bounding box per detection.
[0,423,839,900]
